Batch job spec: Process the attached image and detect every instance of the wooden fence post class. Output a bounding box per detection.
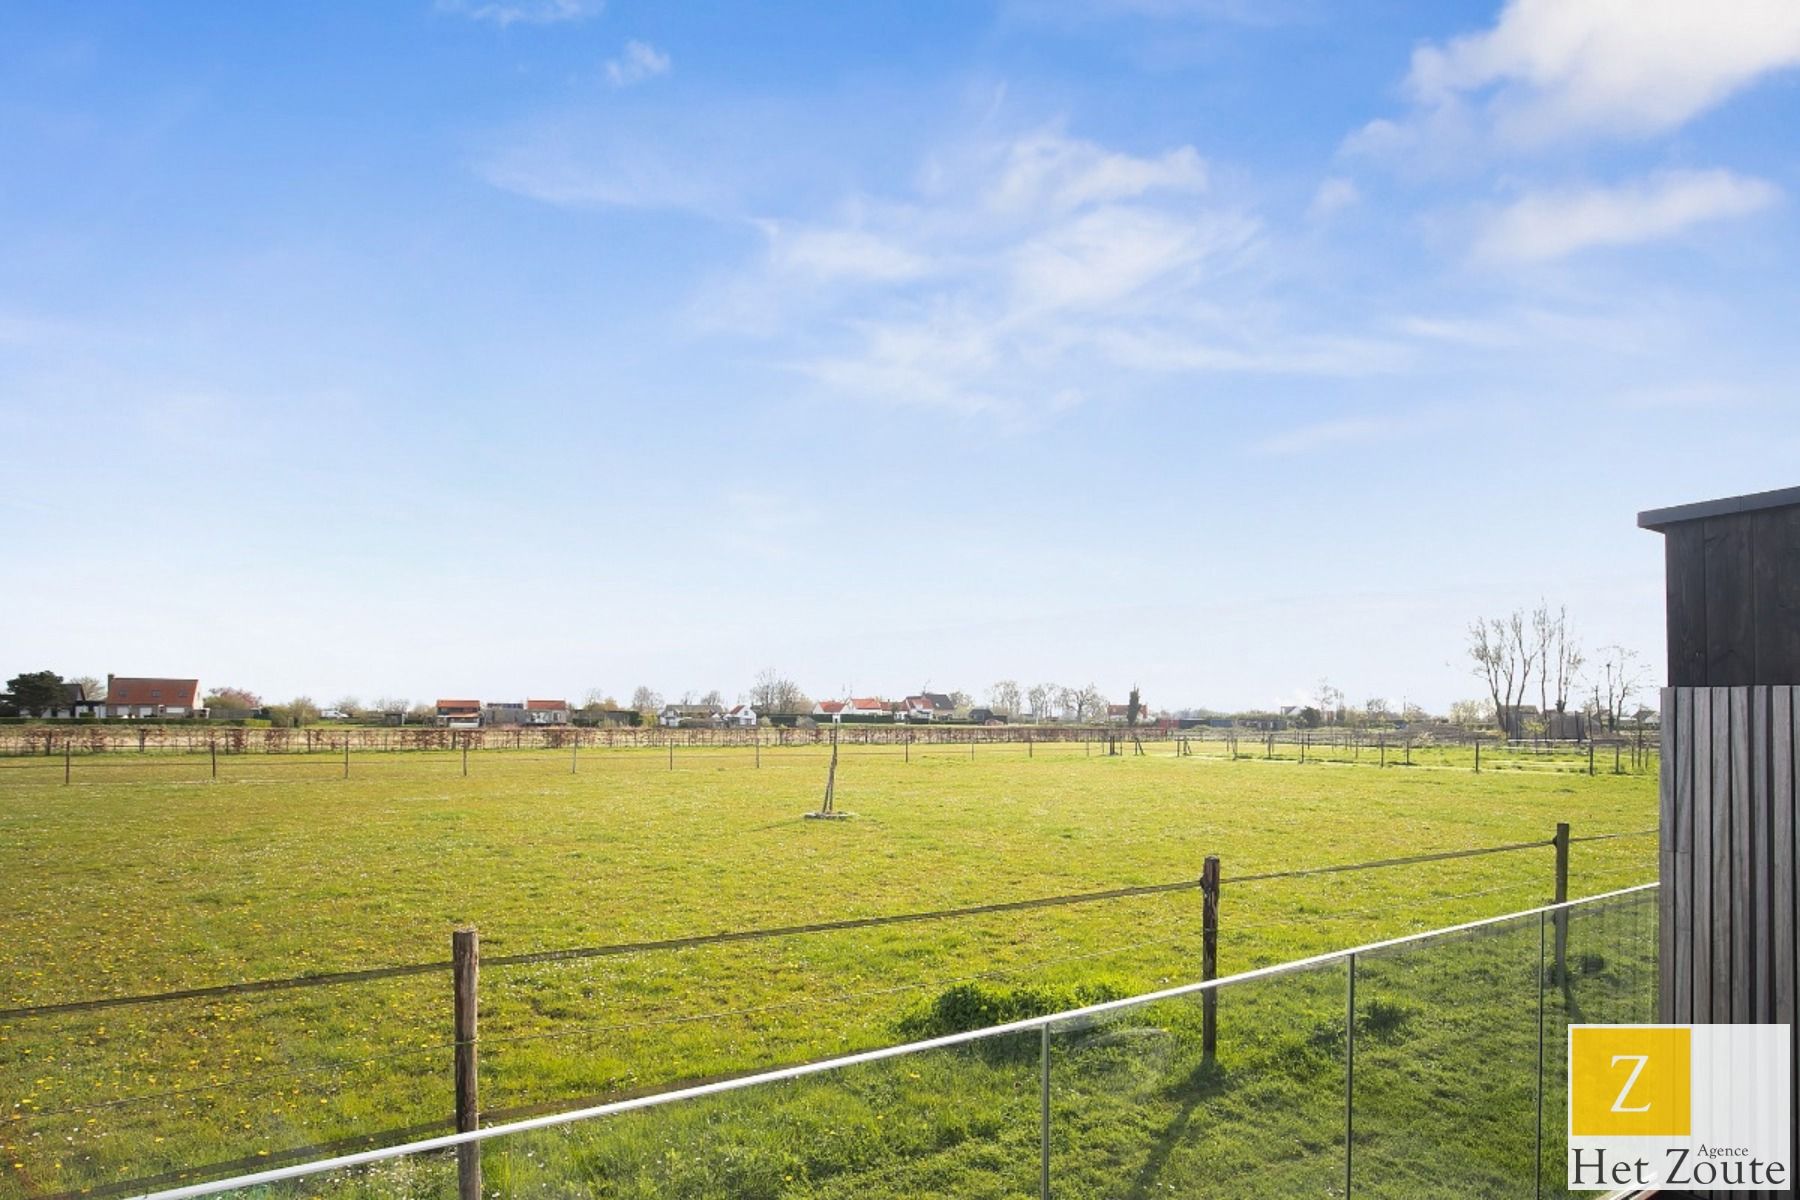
[343,739,350,779]
[1474,738,1481,773]
[453,928,481,1200]
[755,738,760,769]
[1552,823,1570,984]
[210,739,217,780]
[64,740,72,786]
[1201,855,1220,1060]
[1379,735,1386,769]
[461,734,469,778]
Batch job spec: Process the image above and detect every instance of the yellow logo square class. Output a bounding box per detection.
[1570,1026,1691,1136]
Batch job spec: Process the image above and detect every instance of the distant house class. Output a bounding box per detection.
[524,699,570,726]
[813,700,847,722]
[45,682,104,719]
[902,694,956,722]
[723,703,758,727]
[968,707,1006,725]
[573,707,637,728]
[100,676,204,719]
[483,702,527,726]
[436,699,482,729]
[1105,704,1138,725]
[660,703,722,728]
[843,697,891,721]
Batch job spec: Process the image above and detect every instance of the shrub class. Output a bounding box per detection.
[897,978,1127,1038]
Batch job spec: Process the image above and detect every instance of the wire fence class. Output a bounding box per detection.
[110,885,1663,1200]
[0,724,1659,790]
[0,825,1657,1200]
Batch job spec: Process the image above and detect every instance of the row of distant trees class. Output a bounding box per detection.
[1467,602,1647,733]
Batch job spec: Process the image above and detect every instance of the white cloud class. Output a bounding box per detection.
[1307,176,1359,220]
[1359,0,1800,152]
[714,129,1418,416]
[437,0,600,27]
[755,223,934,283]
[604,40,670,88]
[1473,169,1779,262]
[982,132,1207,214]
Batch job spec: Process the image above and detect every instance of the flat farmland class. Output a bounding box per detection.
[0,742,1657,1199]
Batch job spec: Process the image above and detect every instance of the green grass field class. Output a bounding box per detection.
[0,743,1657,1199]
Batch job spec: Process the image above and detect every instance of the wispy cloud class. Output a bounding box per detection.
[697,127,1407,416]
[1350,0,1800,156]
[1306,176,1358,220]
[604,40,670,88]
[1473,169,1779,263]
[436,0,601,28]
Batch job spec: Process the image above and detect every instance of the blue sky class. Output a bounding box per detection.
[3,0,1797,712]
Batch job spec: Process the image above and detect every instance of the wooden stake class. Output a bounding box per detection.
[452,928,481,1200]
[1552,823,1570,984]
[1201,855,1220,1059]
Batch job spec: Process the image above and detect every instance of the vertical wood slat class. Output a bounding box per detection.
[1704,518,1756,687]
[1659,687,1678,1023]
[1674,689,1694,1022]
[1667,522,1710,687]
[1693,687,1714,1022]
[1711,687,1733,1022]
[1750,688,1773,1021]
[1730,687,1753,1023]
[1749,506,1800,685]
[1775,687,1795,1031]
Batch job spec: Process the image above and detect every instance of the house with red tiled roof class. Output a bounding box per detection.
[812,699,847,721]
[102,676,204,719]
[435,699,482,729]
[845,697,891,719]
[524,699,570,726]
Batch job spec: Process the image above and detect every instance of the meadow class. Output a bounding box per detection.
[0,740,1658,1199]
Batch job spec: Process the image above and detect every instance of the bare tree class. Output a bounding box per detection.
[1028,682,1056,723]
[1314,679,1344,726]
[987,680,1022,718]
[1469,611,1537,734]
[630,686,662,716]
[1591,645,1644,732]
[1449,697,1495,727]
[749,668,808,714]
[70,675,103,701]
[700,689,723,708]
[332,695,362,718]
[1060,683,1106,723]
[1533,603,1585,716]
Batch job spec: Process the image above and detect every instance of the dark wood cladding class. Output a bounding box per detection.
[1644,489,1800,687]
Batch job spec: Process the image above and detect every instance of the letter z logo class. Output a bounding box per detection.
[1570,1027,1690,1137]
[1609,1055,1651,1113]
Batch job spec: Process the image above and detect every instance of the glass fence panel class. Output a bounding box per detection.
[489,1028,1042,1200]
[1047,960,1349,1199]
[1351,912,1544,1199]
[1539,889,1661,1200]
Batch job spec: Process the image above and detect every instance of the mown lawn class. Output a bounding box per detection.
[0,743,1657,1199]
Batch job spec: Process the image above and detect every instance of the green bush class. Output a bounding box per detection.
[897,978,1127,1038]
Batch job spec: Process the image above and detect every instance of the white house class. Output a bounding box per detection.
[660,703,722,728]
[813,700,847,722]
[97,676,205,719]
[524,699,570,726]
[436,699,482,729]
[723,703,757,727]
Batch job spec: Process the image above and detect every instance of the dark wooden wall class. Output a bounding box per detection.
[1663,506,1800,686]
[1659,685,1797,1197]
